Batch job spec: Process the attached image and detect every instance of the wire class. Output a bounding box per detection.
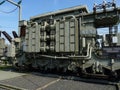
[0,7,18,14]
[0,0,5,5]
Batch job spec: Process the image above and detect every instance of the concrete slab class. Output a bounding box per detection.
[0,70,26,80]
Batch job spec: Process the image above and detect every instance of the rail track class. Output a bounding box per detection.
[32,72,120,90]
[0,83,26,90]
[0,70,119,90]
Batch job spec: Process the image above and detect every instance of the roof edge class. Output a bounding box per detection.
[30,5,89,20]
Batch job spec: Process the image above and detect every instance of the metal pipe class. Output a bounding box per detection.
[40,55,68,59]
[63,15,76,20]
[19,5,22,21]
[40,47,92,60]
[40,44,92,60]
[69,47,92,59]
[85,47,92,60]
[69,43,91,58]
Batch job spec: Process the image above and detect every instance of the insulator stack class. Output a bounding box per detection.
[12,31,18,38]
[0,31,1,37]
[2,31,12,43]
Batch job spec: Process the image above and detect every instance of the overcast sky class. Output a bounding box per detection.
[0,0,119,37]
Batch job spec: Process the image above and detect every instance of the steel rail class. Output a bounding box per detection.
[0,83,26,90]
[32,72,120,90]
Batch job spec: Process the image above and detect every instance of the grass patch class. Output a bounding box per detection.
[0,65,12,70]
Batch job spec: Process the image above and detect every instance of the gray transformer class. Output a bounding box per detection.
[0,38,5,57]
[17,2,120,79]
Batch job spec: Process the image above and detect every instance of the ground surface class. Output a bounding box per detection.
[0,69,116,90]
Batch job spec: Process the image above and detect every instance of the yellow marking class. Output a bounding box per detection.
[37,79,60,90]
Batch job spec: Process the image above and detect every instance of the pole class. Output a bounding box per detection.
[19,6,21,21]
[5,0,22,36]
[6,0,21,21]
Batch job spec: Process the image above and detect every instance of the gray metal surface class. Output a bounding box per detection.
[25,22,40,53]
[55,18,79,53]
